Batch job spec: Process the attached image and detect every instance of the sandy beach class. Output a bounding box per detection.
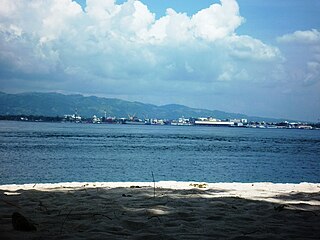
[1,181,319,239]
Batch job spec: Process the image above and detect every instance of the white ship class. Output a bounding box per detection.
[194,117,234,126]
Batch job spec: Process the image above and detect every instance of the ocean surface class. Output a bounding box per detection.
[0,121,319,184]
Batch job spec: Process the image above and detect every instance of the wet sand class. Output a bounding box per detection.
[1,182,319,239]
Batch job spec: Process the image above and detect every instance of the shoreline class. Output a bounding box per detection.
[1,181,319,203]
[1,181,319,189]
[1,181,319,239]
[2,181,319,187]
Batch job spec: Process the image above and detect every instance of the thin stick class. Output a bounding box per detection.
[152,171,155,198]
[92,213,112,220]
[60,209,72,235]
[1,199,21,209]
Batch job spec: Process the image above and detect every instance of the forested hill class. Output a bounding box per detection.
[0,92,289,122]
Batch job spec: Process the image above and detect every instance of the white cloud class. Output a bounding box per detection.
[227,35,281,61]
[0,0,281,79]
[3,0,315,120]
[276,29,320,87]
[304,61,320,85]
[277,29,320,44]
[144,9,192,43]
[191,0,243,41]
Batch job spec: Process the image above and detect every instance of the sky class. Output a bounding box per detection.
[0,0,319,121]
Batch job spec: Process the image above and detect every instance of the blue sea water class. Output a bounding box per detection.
[0,121,319,184]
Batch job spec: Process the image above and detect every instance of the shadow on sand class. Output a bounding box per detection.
[0,186,319,240]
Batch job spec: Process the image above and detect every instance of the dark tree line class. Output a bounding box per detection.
[0,115,63,122]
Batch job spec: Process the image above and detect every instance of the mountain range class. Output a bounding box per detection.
[0,92,291,122]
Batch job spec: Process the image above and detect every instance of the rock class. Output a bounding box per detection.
[274,204,287,212]
[12,212,37,231]
[189,183,208,188]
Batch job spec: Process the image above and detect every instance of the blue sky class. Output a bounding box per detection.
[0,0,319,121]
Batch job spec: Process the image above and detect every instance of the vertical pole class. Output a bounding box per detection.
[152,171,155,198]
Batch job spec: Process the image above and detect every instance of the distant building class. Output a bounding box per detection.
[171,117,192,126]
[64,114,81,122]
[92,115,101,124]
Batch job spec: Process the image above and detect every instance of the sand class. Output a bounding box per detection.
[0,181,319,239]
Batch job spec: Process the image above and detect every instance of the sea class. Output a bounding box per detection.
[0,121,319,184]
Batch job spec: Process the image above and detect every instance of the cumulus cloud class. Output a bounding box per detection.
[0,0,281,82]
[227,35,281,60]
[304,61,320,85]
[277,29,320,44]
[277,29,320,87]
[191,0,243,41]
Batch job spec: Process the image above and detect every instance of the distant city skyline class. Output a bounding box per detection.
[0,0,319,121]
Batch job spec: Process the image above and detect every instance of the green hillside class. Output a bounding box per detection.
[0,92,290,122]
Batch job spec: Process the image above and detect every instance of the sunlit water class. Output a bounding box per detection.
[0,121,319,184]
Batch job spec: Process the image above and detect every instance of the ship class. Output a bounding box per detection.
[123,114,145,125]
[194,117,235,126]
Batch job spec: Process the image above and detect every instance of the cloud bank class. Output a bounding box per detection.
[277,29,320,86]
[277,29,320,44]
[0,0,319,120]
